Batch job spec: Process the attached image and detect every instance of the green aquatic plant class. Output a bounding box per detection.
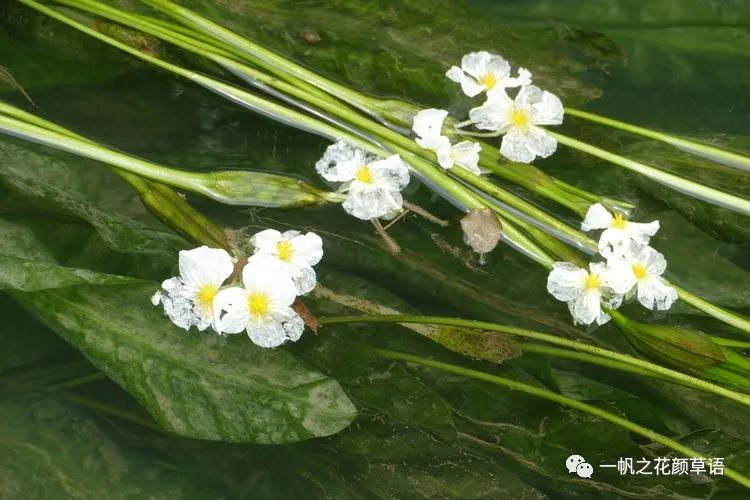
[3,0,750,496]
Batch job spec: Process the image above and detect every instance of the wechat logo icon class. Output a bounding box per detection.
[566,454,594,478]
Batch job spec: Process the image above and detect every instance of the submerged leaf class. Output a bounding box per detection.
[13,282,357,443]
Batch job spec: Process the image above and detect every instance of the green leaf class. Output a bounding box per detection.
[0,393,216,498]
[12,282,356,443]
[0,216,142,291]
[0,141,187,256]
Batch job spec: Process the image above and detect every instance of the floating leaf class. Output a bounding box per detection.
[13,282,357,443]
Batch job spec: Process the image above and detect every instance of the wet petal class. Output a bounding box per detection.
[637,277,678,311]
[449,141,482,175]
[246,308,305,348]
[581,203,613,231]
[626,221,660,245]
[178,246,233,289]
[291,265,317,295]
[469,92,513,131]
[315,140,365,182]
[569,289,602,325]
[213,286,250,335]
[547,262,587,301]
[499,125,557,163]
[250,229,282,254]
[343,187,403,220]
[289,232,324,267]
[413,109,449,149]
[370,154,410,190]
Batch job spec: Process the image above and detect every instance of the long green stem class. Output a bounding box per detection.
[26,0,750,336]
[519,343,672,380]
[566,108,750,173]
[140,0,384,120]
[376,348,750,490]
[318,315,750,406]
[548,130,750,216]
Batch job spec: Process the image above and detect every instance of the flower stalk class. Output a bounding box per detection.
[548,131,750,216]
[565,107,750,173]
[319,314,750,406]
[376,348,750,490]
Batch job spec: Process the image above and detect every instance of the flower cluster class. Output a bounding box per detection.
[412,108,482,174]
[546,204,678,326]
[413,51,564,165]
[315,140,410,220]
[151,229,323,348]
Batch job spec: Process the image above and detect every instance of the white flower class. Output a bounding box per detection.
[213,255,304,348]
[581,203,660,258]
[152,246,234,331]
[546,262,623,326]
[446,51,532,97]
[607,243,678,311]
[412,109,481,175]
[250,229,323,295]
[315,140,410,220]
[469,85,563,163]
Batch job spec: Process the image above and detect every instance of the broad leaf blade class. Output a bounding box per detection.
[14,282,357,443]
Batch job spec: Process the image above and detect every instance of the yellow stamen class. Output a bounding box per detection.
[611,213,628,229]
[511,109,529,127]
[585,273,601,289]
[196,284,218,310]
[276,240,294,261]
[480,73,497,89]
[355,165,373,184]
[248,293,270,317]
[632,264,648,280]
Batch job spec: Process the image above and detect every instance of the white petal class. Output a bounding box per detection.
[625,220,660,245]
[412,109,449,149]
[570,289,602,325]
[469,92,513,131]
[213,287,250,334]
[529,89,564,126]
[246,308,305,348]
[289,232,324,267]
[291,265,317,295]
[461,51,493,80]
[435,140,455,170]
[242,255,297,308]
[449,141,482,175]
[581,203,613,232]
[547,262,587,301]
[178,246,233,289]
[641,245,667,277]
[602,260,636,295]
[637,277,678,311]
[250,229,282,254]
[315,140,364,182]
[598,228,631,259]
[446,66,465,84]
[370,154,410,190]
[343,188,403,220]
[499,125,557,163]
[485,55,512,82]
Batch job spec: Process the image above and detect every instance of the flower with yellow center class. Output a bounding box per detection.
[315,140,410,220]
[152,246,234,331]
[250,229,323,295]
[547,261,624,326]
[581,203,660,258]
[469,85,564,163]
[412,109,482,175]
[606,242,678,311]
[446,51,531,98]
[213,255,303,348]
[355,165,373,184]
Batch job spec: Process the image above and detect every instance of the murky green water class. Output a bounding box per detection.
[1,0,749,498]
